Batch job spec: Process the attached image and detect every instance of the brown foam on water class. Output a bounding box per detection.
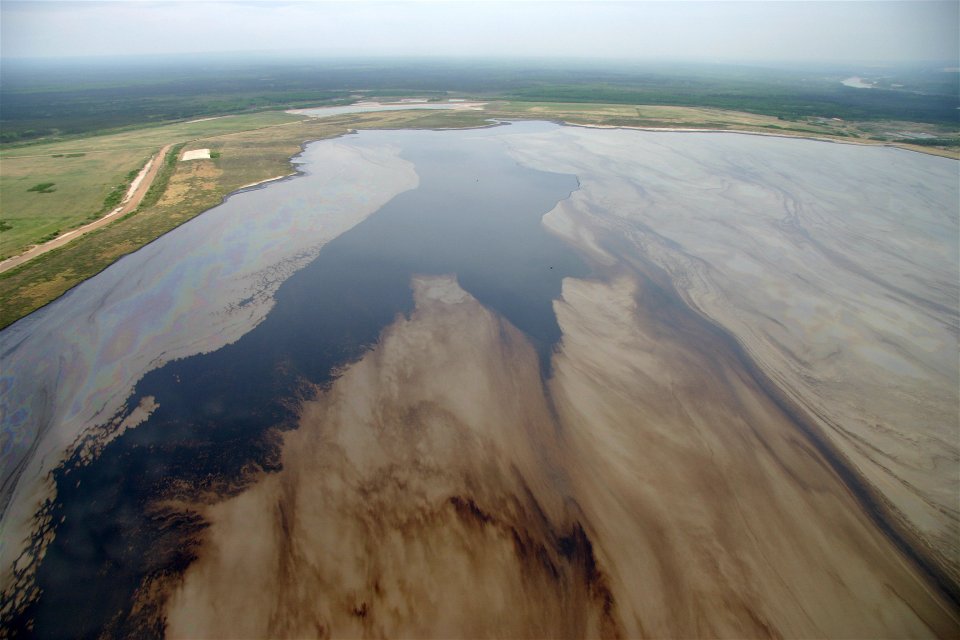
[159,274,956,638]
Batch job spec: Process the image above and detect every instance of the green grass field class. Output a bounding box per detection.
[0,111,305,259]
[1,149,153,258]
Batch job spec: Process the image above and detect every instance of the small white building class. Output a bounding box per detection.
[181,148,211,161]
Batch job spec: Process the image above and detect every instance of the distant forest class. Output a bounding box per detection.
[2,57,958,143]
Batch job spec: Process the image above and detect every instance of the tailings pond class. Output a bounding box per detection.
[1,121,957,638]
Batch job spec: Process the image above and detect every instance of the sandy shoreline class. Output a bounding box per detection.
[237,173,295,190]
[568,122,958,158]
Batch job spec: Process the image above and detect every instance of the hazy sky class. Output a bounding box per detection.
[3,1,958,64]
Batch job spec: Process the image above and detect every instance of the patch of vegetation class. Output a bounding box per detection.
[101,187,124,210]
[1,58,354,143]
[0,111,304,260]
[392,111,494,130]
[26,182,56,193]
[1,129,55,144]
[137,143,185,210]
[0,220,12,232]
[209,150,222,159]
[100,166,149,212]
[902,137,960,147]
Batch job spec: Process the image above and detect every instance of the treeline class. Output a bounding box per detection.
[0,89,350,143]
[501,83,960,124]
[2,57,957,143]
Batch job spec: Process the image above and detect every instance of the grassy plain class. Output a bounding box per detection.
[1,102,957,328]
[0,112,304,260]
[1,150,152,257]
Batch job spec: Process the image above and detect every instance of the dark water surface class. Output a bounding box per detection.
[12,123,587,638]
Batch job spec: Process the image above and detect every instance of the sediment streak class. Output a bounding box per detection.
[162,275,957,638]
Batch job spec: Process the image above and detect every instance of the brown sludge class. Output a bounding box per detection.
[160,274,957,638]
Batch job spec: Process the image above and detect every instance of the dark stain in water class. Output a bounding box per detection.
[5,124,587,638]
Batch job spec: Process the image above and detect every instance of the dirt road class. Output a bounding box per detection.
[0,144,173,274]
